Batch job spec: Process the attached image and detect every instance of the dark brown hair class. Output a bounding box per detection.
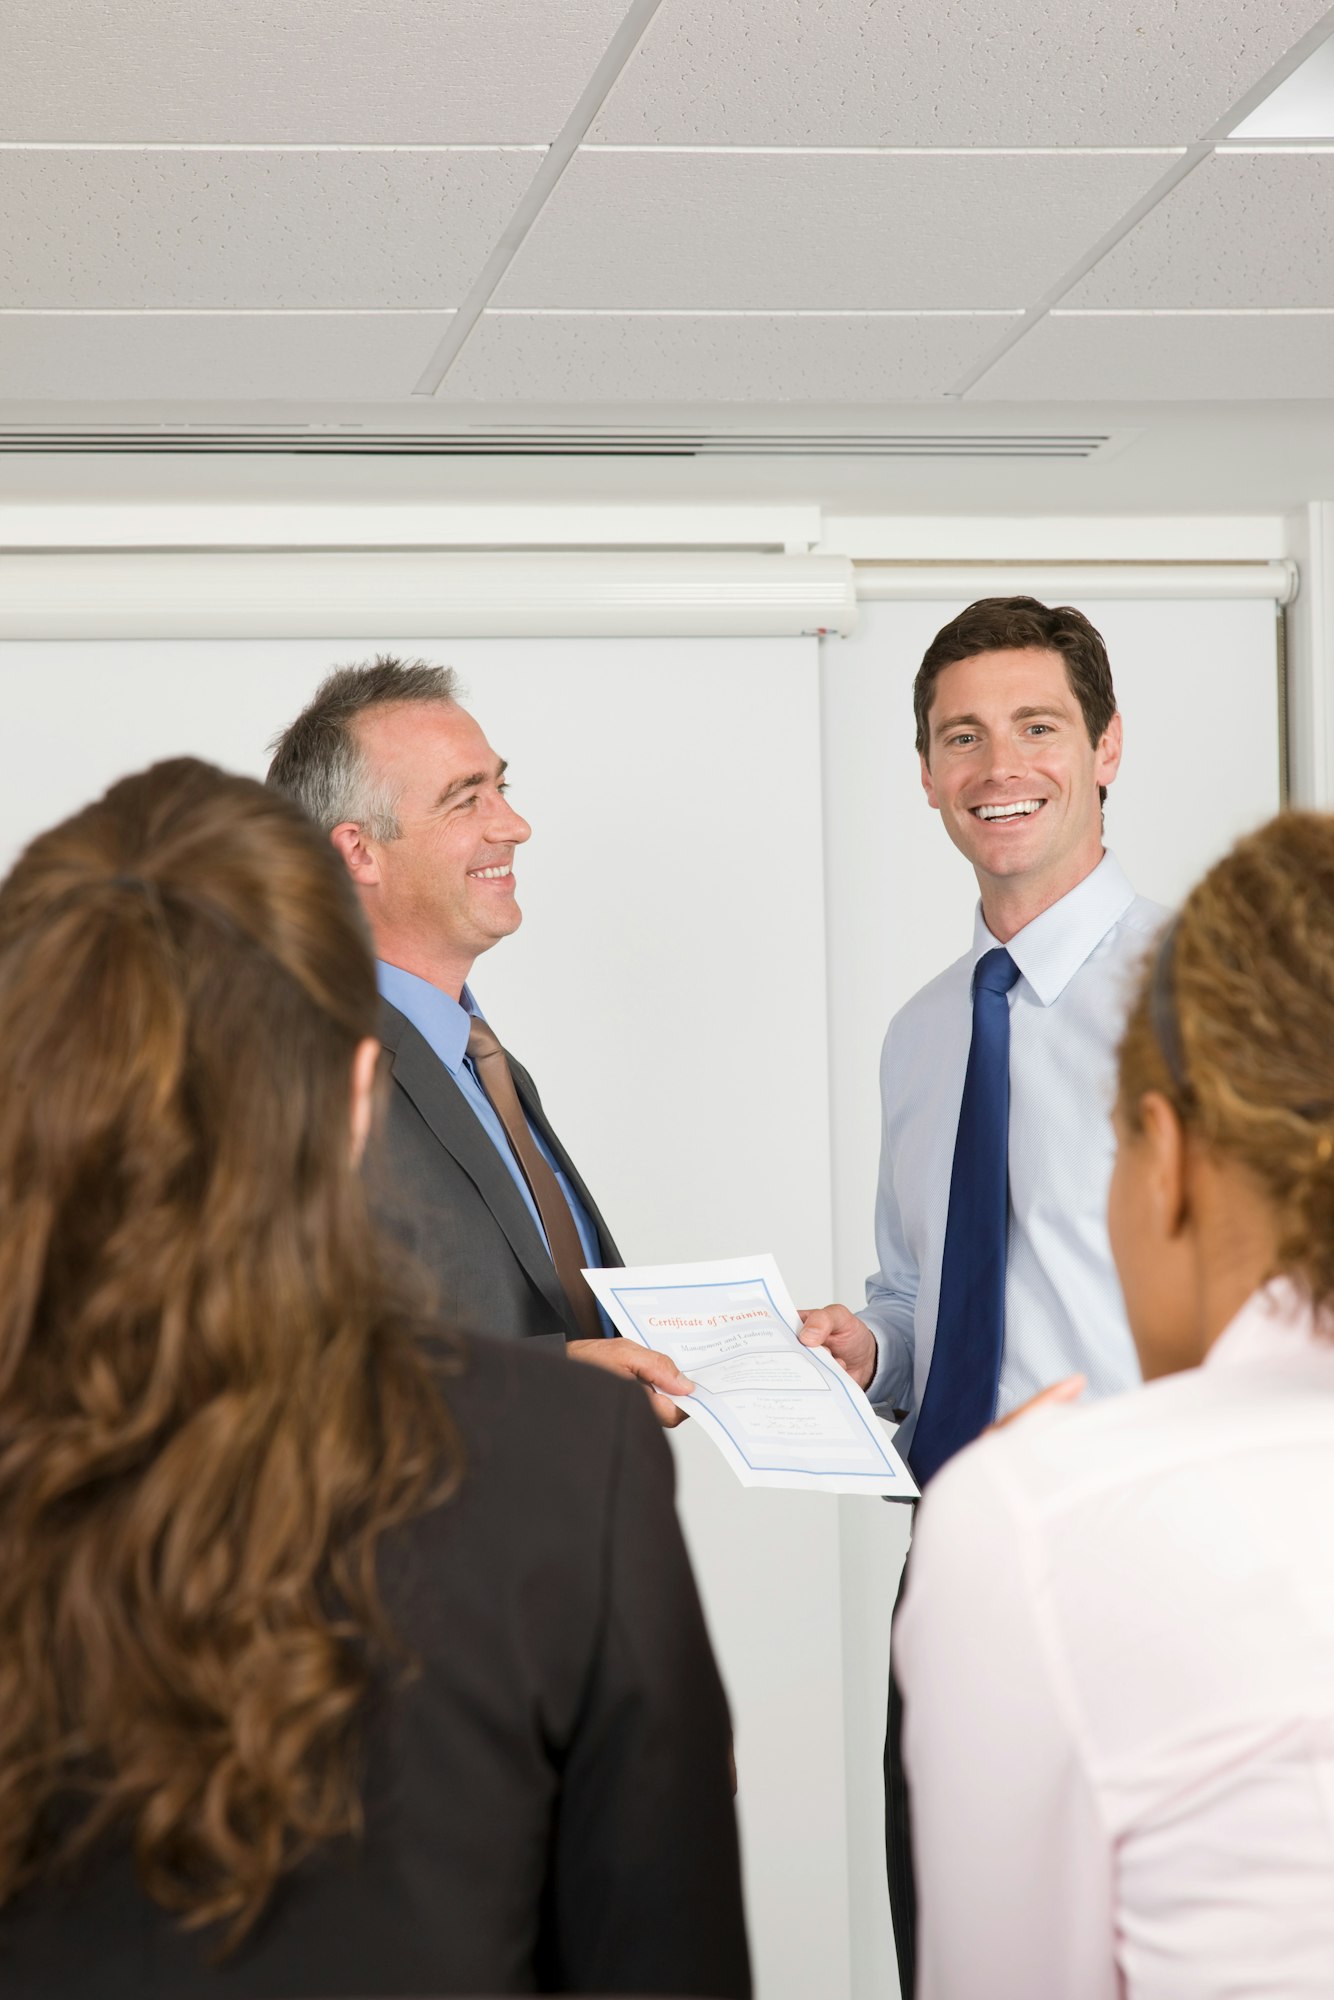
[913,596,1118,803]
[0,758,458,1945]
[1119,811,1334,1315]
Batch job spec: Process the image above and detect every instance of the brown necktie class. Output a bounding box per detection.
[466,1016,605,1342]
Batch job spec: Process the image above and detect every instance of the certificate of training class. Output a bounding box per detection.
[583,1254,918,1499]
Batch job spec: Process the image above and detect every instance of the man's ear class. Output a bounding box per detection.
[920,750,940,811]
[331,821,381,886]
[1140,1088,1189,1240]
[1095,710,1124,793]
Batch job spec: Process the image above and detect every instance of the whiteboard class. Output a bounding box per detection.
[0,632,845,2000]
[821,595,1283,2000]
[820,595,1284,1297]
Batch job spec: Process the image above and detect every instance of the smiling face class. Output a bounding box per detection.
[344,700,531,990]
[920,646,1122,921]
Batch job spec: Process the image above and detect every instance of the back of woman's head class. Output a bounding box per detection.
[0,758,454,1944]
[1119,810,1334,1311]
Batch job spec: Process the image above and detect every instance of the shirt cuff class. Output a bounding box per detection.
[864,1317,907,1413]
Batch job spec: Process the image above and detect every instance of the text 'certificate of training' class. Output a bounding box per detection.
[583,1254,918,1498]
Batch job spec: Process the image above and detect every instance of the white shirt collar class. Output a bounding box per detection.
[971,850,1137,1007]
[1204,1276,1331,1372]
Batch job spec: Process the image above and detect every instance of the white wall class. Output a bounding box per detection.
[1287,502,1334,810]
[821,595,1284,2000]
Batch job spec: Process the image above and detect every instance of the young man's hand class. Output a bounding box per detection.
[797,1304,877,1389]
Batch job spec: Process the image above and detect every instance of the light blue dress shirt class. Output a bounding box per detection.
[376,960,613,1336]
[861,851,1166,1448]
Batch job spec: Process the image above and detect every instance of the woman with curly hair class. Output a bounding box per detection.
[0,757,749,2000]
[897,808,1334,2000]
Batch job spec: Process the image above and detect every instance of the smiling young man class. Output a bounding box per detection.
[267,657,690,1423]
[798,597,1163,1996]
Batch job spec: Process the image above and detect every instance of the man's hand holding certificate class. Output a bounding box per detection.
[583,1255,918,1499]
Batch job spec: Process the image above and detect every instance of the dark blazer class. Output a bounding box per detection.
[370,1000,622,1346]
[0,1338,751,1999]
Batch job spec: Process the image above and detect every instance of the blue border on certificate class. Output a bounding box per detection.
[608,1276,906,1482]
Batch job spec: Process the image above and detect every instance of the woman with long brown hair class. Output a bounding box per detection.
[896,810,1334,2000]
[0,757,749,1998]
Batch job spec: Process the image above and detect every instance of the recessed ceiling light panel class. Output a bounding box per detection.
[1230,31,1334,139]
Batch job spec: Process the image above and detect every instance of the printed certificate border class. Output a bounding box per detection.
[608,1275,908,1484]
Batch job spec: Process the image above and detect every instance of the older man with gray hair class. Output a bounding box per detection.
[268,656,689,1421]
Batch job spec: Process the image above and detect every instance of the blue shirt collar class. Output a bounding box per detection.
[376,960,483,1075]
[971,850,1137,1007]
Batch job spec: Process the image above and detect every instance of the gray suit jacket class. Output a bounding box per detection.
[369,998,622,1346]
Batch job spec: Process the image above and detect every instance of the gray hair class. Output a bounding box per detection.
[266,655,461,839]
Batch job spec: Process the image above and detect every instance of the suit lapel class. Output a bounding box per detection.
[379,1000,571,1327]
[510,1054,623,1270]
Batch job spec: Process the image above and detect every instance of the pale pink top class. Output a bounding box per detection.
[896,1282,1334,2000]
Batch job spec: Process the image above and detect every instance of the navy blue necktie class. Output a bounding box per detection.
[909,946,1021,1487]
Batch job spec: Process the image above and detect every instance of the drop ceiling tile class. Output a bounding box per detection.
[589,0,1333,147]
[0,314,451,399]
[436,311,1015,400]
[1067,151,1334,307]
[4,0,631,142]
[491,150,1173,310]
[974,311,1334,398]
[0,151,539,310]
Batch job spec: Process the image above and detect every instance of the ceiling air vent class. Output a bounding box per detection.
[0,427,1124,461]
